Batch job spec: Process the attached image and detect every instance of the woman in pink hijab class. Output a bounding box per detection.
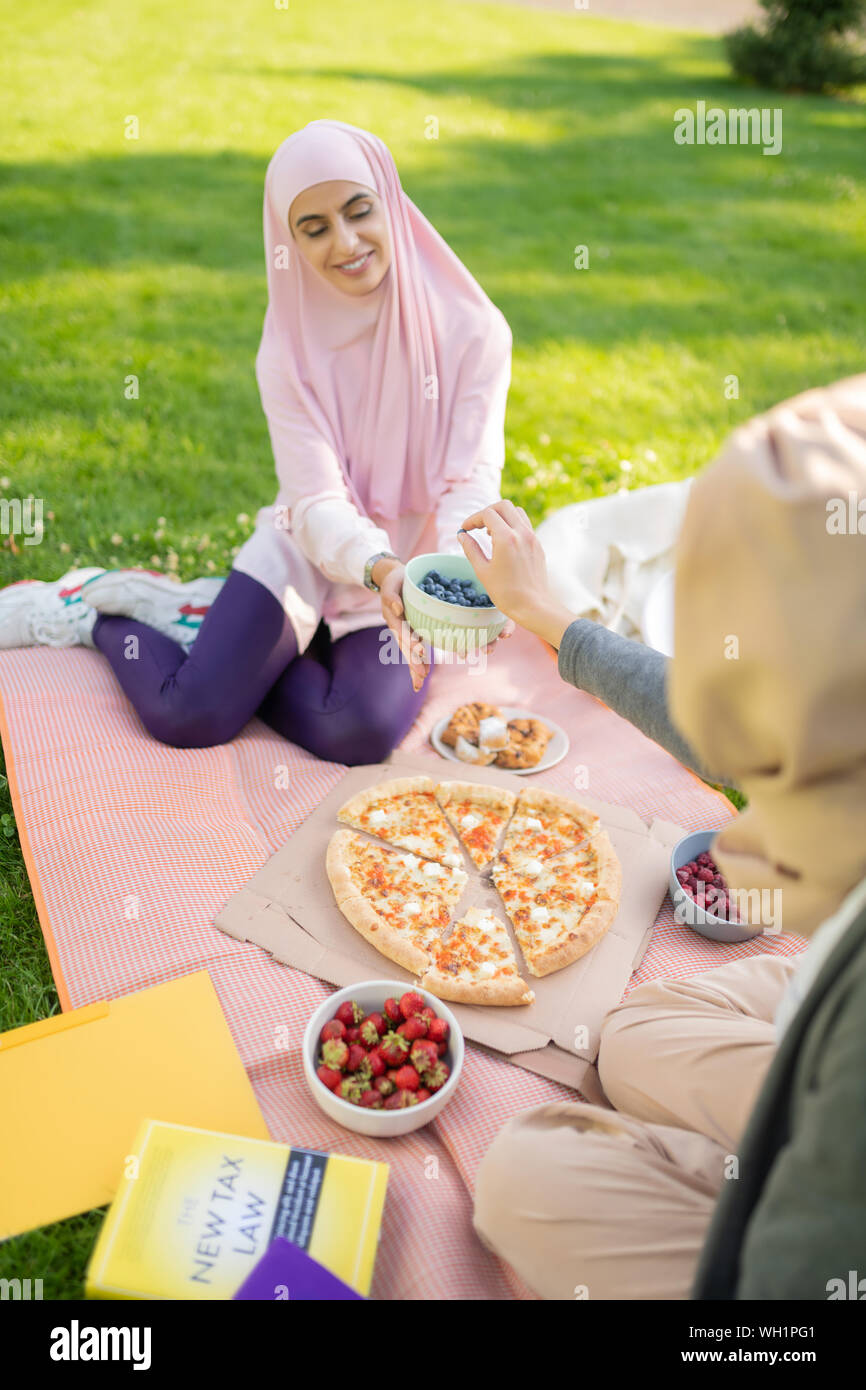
[0,121,513,762]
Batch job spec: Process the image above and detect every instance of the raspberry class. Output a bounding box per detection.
[426,1017,449,1045]
[374,1075,396,1096]
[320,1038,349,1071]
[380,1031,410,1067]
[393,1065,420,1091]
[383,1089,419,1110]
[424,1061,450,1092]
[359,1089,383,1109]
[320,1019,347,1043]
[409,1039,439,1075]
[399,991,426,1020]
[336,1000,365,1027]
[383,997,402,1025]
[397,1016,428,1041]
[346,1044,368,1073]
[316,1065,343,1091]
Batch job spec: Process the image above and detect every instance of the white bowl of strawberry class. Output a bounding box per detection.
[302,981,465,1136]
[669,830,764,944]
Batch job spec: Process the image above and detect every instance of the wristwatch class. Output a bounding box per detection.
[363,551,399,592]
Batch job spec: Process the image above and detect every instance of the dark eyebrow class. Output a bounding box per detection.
[294,192,373,227]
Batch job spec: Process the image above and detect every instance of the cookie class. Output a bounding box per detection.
[440,701,503,750]
[494,717,553,770]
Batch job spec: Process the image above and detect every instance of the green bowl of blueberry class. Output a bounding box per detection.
[402,553,507,656]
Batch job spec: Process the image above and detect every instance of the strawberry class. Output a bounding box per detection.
[320,1018,347,1043]
[380,1031,410,1067]
[346,1044,368,1072]
[374,1075,396,1096]
[409,1039,438,1076]
[316,1065,343,1091]
[426,1017,449,1046]
[424,1060,450,1092]
[386,1068,402,1083]
[338,1075,365,1104]
[320,1037,349,1071]
[360,1015,385,1046]
[399,991,426,1020]
[437,1041,447,1057]
[419,1006,437,1026]
[397,1016,427,1042]
[366,1046,386,1078]
[345,1025,362,1044]
[366,1011,387,1036]
[383,1088,419,1110]
[336,1000,365,1027]
[393,1065,420,1091]
[383,997,402,1025]
[359,1089,383,1109]
[416,1088,431,1103]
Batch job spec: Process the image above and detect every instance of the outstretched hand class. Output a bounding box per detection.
[377,561,431,693]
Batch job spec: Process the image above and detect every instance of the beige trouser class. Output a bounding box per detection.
[473,953,799,1300]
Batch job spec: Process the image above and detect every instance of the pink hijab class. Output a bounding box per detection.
[256,119,512,522]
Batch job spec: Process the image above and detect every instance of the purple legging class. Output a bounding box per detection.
[91,569,431,765]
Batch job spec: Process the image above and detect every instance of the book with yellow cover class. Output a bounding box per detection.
[85,1120,388,1300]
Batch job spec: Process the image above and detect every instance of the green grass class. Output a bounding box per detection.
[0,0,863,1296]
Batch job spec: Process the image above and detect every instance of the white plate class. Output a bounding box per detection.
[430,705,570,776]
[641,568,675,657]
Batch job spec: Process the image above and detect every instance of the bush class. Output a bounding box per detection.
[727,0,866,92]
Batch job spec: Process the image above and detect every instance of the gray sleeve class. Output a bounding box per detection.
[556,618,731,787]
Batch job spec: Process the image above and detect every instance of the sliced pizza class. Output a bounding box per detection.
[419,906,535,1007]
[326,829,467,974]
[434,780,517,870]
[490,833,621,977]
[336,776,463,864]
[497,786,602,874]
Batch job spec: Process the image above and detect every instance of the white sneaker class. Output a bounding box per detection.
[0,568,107,649]
[79,569,226,650]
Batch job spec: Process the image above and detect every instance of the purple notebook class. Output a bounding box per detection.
[232,1237,365,1301]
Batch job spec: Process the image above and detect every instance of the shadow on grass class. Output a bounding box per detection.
[1,47,863,435]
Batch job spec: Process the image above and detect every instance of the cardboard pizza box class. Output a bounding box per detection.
[213,749,683,1092]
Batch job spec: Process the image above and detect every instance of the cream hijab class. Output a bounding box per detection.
[670,375,866,938]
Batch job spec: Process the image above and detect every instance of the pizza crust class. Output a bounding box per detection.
[512,786,601,836]
[336,775,436,823]
[525,895,620,977]
[332,893,433,975]
[419,964,535,1007]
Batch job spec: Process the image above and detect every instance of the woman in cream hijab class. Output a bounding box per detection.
[463,376,866,1298]
[0,121,512,761]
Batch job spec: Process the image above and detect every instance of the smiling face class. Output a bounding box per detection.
[288,179,392,296]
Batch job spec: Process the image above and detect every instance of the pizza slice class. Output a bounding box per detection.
[490,833,621,977]
[336,775,463,864]
[326,829,467,974]
[419,906,535,1007]
[434,780,517,870]
[497,786,602,874]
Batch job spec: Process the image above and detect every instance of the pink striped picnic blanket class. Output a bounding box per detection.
[0,625,804,1299]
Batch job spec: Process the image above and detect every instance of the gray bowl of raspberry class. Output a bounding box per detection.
[669,830,764,944]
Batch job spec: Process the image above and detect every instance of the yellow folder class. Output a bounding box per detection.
[0,970,270,1240]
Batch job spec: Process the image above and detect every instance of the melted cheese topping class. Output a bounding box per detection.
[460,812,482,831]
[368,808,387,825]
[524,816,543,831]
